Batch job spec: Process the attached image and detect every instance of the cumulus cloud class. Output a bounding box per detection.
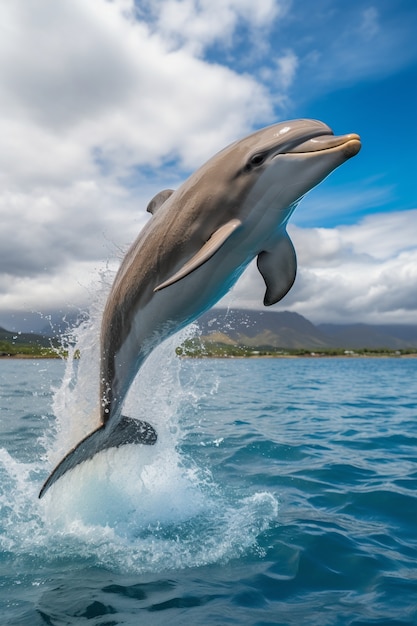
[275,50,298,90]
[221,210,417,324]
[0,0,272,184]
[142,0,285,55]
[0,0,275,324]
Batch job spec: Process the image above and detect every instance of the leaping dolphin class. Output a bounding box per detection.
[39,119,360,498]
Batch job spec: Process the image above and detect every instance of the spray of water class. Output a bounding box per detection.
[0,273,278,574]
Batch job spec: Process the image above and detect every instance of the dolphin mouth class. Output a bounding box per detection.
[286,133,361,158]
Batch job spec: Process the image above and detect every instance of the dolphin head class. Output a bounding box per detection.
[215,119,361,223]
[230,119,360,173]
[150,119,360,239]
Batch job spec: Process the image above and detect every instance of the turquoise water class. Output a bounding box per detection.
[0,347,416,624]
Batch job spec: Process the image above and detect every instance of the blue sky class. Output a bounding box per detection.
[293,59,417,227]
[0,0,416,329]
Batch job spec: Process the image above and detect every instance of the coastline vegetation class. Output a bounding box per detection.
[0,339,66,359]
[175,338,417,359]
[1,337,416,360]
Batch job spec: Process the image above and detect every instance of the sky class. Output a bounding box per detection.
[0,0,416,332]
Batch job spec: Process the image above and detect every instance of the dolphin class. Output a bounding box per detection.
[39,119,360,498]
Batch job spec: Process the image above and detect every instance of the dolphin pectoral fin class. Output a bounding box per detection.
[38,416,157,498]
[154,218,242,292]
[146,189,175,215]
[257,230,297,306]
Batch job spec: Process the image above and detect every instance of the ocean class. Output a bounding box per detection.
[0,333,416,625]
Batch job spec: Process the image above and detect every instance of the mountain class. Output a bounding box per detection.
[2,309,416,352]
[318,323,417,350]
[0,327,52,348]
[196,309,329,349]
[195,309,417,350]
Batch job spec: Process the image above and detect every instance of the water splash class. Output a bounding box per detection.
[0,274,278,574]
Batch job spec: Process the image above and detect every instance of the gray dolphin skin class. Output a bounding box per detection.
[39,119,361,498]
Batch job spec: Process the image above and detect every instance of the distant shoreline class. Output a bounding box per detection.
[0,354,61,360]
[179,353,417,359]
[1,352,416,361]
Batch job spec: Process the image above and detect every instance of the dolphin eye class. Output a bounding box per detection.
[249,153,266,167]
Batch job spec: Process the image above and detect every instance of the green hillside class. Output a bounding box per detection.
[0,327,61,358]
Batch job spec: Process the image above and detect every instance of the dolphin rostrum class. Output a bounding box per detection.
[39,119,361,498]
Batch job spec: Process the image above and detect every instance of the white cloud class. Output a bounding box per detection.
[359,7,380,40]
[144,0,285,55]
[0,180,141,277]
[275,50,298,90]
[0,262,97,313]
[221,211,417,324]
[0,0,275,323]
[0,0,273,186]
[290,210,417,266]
[338,211,417,260]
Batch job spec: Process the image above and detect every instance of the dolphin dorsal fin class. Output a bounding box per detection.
[154,219,242,292]
[146,189,175,215]
[257,230,297,306]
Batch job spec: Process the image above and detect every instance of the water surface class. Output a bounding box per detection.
[0,353,416,625]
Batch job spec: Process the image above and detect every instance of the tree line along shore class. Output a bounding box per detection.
[175,339,416,358]
[1,337,416,360]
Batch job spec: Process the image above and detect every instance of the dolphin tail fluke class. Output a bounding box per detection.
[39,416,157,499]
